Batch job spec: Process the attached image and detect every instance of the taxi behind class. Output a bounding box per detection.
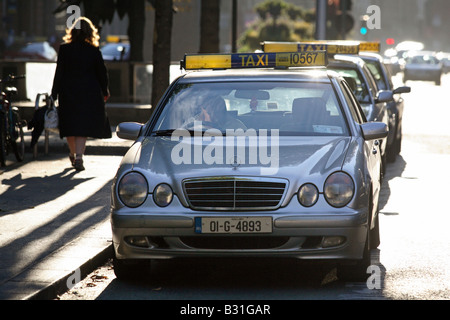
[111,51,388,282]
[262,41,393,172]
[359,51,410,162]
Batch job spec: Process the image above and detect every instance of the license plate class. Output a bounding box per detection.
[195,217,273,234]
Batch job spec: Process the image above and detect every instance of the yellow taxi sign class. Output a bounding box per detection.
[182,51,328,70]
[309,40,380,52]
[359,41,380,52]
[262,41,359,55]
[106,35,129,43]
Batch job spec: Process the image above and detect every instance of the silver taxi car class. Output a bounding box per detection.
[260,42,393,172]
[111,51,388,282]
[328,55,393,172]
[360,52,410,162]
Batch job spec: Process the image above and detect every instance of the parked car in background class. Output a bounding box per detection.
[328,54,393,172]
[359,52,411,162]
[402,51,443,85]
[383,41,425,76]
[101,42,130,61]
[4,41,57,61]
[436,52,450,73]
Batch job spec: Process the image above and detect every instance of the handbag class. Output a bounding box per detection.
[44,96,59,133]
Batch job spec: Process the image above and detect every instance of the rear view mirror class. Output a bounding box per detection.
[116,122,144,140]
[393,86,411,94]
[235,90,270,100]
[361,122,388,141]
[375,90,394,103]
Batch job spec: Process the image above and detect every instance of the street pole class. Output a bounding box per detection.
[316,0,327,40]
[232,0,237,53]
[341,0,347,40]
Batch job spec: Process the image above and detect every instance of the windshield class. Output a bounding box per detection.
[364,60,388,90]
[406,54,439,65]
[329,67,371,104]
[151,81,349,136]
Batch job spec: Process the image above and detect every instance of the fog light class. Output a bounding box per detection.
[125,236,149,248]
[322,236,346,248]
[153,183,173,207]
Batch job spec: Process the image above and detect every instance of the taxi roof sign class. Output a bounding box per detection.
[262,41,359,55]
[309,40,380,52]
[182,51,328,70]
[359,41,380,52]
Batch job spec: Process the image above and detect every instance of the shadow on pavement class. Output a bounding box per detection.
[0,167,92,216]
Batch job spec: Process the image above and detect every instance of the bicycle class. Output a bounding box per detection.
[0,74,26,167]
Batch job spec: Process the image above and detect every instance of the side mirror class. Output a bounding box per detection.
[393,86,411,94]
[361,122,388,141]
[375,90,394,103]
[116,122,144,140]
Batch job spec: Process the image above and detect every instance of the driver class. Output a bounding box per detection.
[185,96,247,130]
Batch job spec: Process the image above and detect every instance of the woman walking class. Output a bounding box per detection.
[52,17,111,171]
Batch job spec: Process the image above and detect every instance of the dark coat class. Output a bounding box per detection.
[51,41,111,139]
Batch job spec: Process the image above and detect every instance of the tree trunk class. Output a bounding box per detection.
[199,0,220,53]
[151,0,173,108]
[127,0,146,62]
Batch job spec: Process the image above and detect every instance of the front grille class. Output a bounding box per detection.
[180,236,290,249]
[183,177,287,211]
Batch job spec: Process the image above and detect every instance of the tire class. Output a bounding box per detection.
[337,232,371,282]
[11,114,25,162]
[394,134,402,155]
[337,196,374,282]
[0,113,7,167]
[113,255,152,281]
[369,212,380,249]
[435,77,441,86]
[387,126,398,163]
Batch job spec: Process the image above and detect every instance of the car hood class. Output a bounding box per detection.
[126,135,352,192]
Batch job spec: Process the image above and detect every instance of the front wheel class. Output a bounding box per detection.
[0,113,7,167]
[337,230,371,282]
[12,116,25,162]
[113,254,152,281]
[337,196,374,282]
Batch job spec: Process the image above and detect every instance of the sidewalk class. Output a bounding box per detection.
[0,128,133,300]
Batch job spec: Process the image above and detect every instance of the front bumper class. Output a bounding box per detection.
[111,207,369,261]
[404,68,441,80]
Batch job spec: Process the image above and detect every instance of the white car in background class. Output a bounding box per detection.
[402,51,443,85]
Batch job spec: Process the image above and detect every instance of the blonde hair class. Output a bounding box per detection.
[63,17,100,47]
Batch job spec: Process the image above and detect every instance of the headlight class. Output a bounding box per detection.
[298,183,319,207]
[324,172,354,208]
[153,183,173,207]
[118,172,148,208]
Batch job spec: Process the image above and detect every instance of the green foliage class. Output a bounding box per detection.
[238,0,314,52]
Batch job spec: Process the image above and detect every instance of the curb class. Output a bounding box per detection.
[26,245,113,300]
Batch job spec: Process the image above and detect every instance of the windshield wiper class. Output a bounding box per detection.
[151,129,178,136]
[151,129,225,137]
